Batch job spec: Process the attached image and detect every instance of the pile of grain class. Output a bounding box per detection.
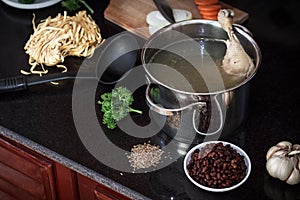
[126,143,164,171]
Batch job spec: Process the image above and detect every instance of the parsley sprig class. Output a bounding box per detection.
[62,0,94,14]
[97,87,142,129]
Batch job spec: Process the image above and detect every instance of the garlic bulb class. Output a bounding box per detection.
[266,141,300,185]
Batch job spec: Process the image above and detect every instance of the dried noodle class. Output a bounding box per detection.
[23,11,103,75]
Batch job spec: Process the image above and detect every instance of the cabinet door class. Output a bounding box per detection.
[77,173,131,200]
[0,136,57,200]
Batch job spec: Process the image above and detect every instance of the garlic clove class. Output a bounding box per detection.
[293,155,300,171]
[266,157,281,178]
[288,150,300,156]
[286,167,300,185]
[276,141,292,150]
[298,156,300,171]
[291,156,300,168]
[279,157,294,181]
[266,157,294,181]
[266,146,282,160]
[292,144,300,151]
[272,150,287,158]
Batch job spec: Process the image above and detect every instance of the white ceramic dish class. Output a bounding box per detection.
[1,0,61,9]
[146,9,192,35]
[183,141,251,192]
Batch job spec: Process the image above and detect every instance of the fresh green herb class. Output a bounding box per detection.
[61,0,94,14]
[150,86,160,103]
[97,87,142,129]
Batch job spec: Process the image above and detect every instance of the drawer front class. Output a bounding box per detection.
[0,136,57,200]
[77,174,131,200]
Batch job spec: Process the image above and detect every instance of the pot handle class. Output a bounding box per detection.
[233,24,253,38]
[145,83,206,116]
[192,95,224,136]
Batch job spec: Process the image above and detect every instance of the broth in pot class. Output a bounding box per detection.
[146,38,246,94]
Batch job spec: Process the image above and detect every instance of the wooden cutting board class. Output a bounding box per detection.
[104,0,248,39]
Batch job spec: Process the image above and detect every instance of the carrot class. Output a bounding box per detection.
[202,14,218,20]
[194,0,218,6]
[197,4,221,12]
[199,9,219,16]
[194,0,222,21]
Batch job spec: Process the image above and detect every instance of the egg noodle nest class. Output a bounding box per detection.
[23,10,103,75]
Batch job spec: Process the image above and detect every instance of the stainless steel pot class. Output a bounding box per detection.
[141,19,261,143]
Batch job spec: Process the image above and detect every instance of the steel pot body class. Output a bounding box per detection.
[141,19,261,143]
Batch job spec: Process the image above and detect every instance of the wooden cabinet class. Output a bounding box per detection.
[77,174,131,200]
[0,135,132,200]
[0,136,57,200]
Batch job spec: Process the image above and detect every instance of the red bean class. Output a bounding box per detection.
[187,142,247,188]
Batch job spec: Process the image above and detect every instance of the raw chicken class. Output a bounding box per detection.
[218,9,254,77]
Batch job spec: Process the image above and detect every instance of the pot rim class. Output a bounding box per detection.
[141,19,262,96]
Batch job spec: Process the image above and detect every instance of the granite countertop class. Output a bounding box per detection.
[0,0,300,199]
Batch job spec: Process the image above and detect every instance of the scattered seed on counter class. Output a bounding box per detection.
[187,142,247,188]
[126,142,164,171]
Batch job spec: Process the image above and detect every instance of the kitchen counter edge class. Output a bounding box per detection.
[0,125,150,200]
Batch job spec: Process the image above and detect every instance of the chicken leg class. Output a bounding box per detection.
[218,9,254,77]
